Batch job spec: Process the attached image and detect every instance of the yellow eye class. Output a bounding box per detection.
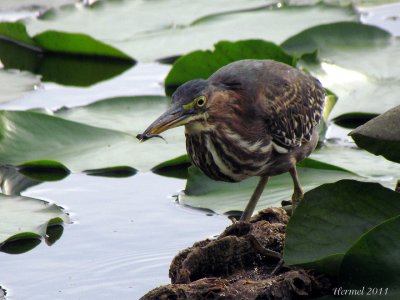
[196,96,206,107]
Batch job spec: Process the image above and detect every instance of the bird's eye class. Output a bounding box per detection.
[196,96,206,108]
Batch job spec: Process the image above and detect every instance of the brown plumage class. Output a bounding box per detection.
[140,59,325,221]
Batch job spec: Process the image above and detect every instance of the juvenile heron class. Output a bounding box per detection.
[139,60,325,221]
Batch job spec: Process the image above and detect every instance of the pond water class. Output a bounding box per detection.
[1,2,400,299]
[0,172,230,299]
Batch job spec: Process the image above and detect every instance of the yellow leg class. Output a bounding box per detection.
[289,166,304,211]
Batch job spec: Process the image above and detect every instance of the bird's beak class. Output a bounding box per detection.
[139,105,189,140]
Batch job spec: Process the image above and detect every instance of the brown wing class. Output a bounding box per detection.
[261,69,325,151]
[209,60,325,149]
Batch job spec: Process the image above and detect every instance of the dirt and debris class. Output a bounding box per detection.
[141,208,333,300]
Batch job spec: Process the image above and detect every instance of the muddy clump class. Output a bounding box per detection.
[141,208,332,299]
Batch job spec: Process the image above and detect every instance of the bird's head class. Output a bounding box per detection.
[139,79,213,139]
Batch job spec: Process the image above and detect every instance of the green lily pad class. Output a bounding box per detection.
[310,141,400,188]
[0,69,40,103]
[282,22,400,117]
[0,193,70,254]
[0,22,135,86]
[54,96,188,169]
[283,180,400,276]
[340,215,400,296]
[179,159,356,215]
[0,21,133,60]
[0,22,37,48]
[350,105,400,164]
[26,2,356,61]
[165,39,296,95]
[0,108,186,172]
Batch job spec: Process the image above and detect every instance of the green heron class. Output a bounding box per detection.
[139,59,325,221]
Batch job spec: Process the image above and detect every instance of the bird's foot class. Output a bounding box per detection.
[290,189,304,214]
[270,258,285,276]
[246,235,281,259]
[246,235,284,276]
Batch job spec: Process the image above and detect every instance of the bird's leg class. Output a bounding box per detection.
[289,166,304,212]
[240,175,269,222]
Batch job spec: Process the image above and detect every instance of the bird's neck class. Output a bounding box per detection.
[185,115,215,135]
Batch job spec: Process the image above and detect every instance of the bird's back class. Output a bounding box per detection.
[209,60,325,152]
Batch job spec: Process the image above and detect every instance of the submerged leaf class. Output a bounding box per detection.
[333,112,379,129]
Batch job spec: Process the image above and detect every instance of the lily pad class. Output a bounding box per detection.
[340,215,400,296]
[310,141,400,188]
[0,21,133,60]
[27,2,356,61]
[179,159,356,215]
[165,39,296,95]
[283,180,400,276]
[282,22,400,117]
[0,109,186,172]
[0,193,70,254]
[0,22,135,86]
[0,69,40,103]
[350,105,400,164]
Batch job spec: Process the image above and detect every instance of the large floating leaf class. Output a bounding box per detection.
[0,22,135,86]
[284,180,400,276]
[27,2,356,61]
[0,21,133,60]
[0,69,40,103]
[0,108,186,172]
[0,193,70,254]
[340,215,400,296]
[53,96,187,168]
[350,105,400,163]
[282,22,400,117]
[165,39,296,95]
[310,141,400,188]
[179,159,356,215]
[54,96,172,133]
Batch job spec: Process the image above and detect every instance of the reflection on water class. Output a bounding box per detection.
[0,172,230,299]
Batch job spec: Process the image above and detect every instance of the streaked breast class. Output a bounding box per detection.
[185,129,272,182]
